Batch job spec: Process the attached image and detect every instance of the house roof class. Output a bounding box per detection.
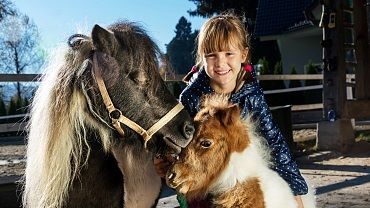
[254,0,315,37]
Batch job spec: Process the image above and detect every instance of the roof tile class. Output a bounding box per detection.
[254,0,314,37]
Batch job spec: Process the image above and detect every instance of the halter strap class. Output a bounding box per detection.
[92,53,184,148]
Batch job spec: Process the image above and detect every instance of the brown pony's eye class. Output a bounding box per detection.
[200,139,212,148]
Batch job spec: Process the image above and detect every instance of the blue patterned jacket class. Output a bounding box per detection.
[179,68,308,195]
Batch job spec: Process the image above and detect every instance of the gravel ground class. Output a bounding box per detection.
[0,145,25,178]
[297,140,370,208]
[1,129,370,207]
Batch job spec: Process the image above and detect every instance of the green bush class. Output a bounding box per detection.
[258,57,274,91]
[0,96,6,116]
[273,61,286,89]
[7,95,24,115]
[304,61,320,86]
[288,66,302,88]
[303,61,322,103]
[258,57,271,75]
[22,97,30,113]
[288,65,305,104]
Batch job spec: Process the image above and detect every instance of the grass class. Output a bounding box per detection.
[355,131,370,142]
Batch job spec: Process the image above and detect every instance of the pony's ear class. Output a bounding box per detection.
[217,105,240,127]
[91,24,117,54]
[217,105,249,151]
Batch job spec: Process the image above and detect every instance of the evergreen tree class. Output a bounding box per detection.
[0,96,6,116]
[258,57,270,75]
[22,96,30,113]
[288,66,304,104]
[304,61,320,86]
[175,16,192,39]
[7,95,23,115]
[258,57,274,90]
[273,61,286,89]
[304,61,322,103]
[288,66,302,88]
[166,17,197,74]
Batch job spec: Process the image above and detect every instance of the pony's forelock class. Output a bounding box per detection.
[109,21,162,95]
[195,94,230,122]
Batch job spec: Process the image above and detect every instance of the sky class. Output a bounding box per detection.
[12,0,206,52]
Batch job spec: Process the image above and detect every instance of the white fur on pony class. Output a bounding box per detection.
[112,146,161,208]
[209,117,316,208]
[23,45,112,208]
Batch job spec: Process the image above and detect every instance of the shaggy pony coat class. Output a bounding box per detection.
[22,21,193,208]
[167,94,315,208]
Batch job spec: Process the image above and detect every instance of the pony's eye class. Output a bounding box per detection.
[200,140,212,148]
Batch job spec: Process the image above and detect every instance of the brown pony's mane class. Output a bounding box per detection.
[195,93,231,121]
[23,21,163,208]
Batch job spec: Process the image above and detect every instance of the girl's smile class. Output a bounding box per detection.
[214,69,231,75]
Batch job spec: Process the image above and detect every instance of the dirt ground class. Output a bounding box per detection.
[297,141,370,208]
[1,129,370,208]
[0,144,25,178]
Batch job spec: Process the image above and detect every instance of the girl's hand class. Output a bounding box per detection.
[294,195,304,208]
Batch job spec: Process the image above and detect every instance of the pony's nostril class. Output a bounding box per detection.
[183,122,195,139]
[167,172,176,181]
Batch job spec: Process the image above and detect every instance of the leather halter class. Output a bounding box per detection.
[92,53,184,148]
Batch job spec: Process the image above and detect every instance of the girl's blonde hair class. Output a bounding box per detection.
[196,13,251,67]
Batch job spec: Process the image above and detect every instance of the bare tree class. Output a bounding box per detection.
[0,13,44,98]
[0,0,16,21]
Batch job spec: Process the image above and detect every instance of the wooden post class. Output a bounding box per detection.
[317,0,354,152]
[354,0,370,99]
[367,0,370,42]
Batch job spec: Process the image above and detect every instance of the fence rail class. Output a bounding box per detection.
[0,74,41,82]
[163,74,325,82]
[1,73,356,82]
[0,73,330,134]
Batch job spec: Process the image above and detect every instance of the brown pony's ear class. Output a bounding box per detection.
[91,24,117,55]
[217,105,249,152]
[216,105,240,127]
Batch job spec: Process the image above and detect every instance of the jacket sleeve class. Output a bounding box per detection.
[247,86,308,195]
[179,87,199,118]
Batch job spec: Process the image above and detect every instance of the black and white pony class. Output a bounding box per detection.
[23,21,194,208]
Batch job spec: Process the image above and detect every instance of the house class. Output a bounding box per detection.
[254,0,322,74]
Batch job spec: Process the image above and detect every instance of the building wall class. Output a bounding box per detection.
[277,31,322,75]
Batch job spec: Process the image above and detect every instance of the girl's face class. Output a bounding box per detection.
[203,46,247,93]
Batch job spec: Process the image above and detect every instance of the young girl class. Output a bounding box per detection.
[155,13,308,208]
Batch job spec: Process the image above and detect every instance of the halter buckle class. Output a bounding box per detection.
[109,109,122,120]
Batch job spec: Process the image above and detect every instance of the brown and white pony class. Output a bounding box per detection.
[167,94,315,208]
[22,21,194,208]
